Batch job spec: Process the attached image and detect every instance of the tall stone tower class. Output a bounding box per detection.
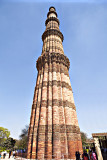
[27,7,83,160]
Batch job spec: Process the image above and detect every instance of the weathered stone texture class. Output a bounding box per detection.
[27,7,83,160]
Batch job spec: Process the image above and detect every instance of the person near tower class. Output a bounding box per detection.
[82,150,89,160]
[75,151,81,160]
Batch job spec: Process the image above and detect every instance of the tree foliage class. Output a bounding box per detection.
[15,125,28,150]
[19,125,29,139]
[2,137,16,150]
[81,131,88,146]
[15,136,28,150]
[0,127,10,144]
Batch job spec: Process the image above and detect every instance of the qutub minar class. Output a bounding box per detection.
[27,7,83,159]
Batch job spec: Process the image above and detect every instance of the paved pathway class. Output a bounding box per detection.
[1,155,27,160]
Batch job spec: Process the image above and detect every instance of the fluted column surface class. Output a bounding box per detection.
[27,6,83,160]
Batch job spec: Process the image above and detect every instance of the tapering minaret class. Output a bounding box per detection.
[27,7,83,159]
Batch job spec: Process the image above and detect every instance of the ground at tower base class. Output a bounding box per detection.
[1,134,107,160]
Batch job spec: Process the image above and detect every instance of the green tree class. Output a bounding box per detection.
[0,127,10,144]
[81,131,88,147]
[19,125,28,139]
[2,137,16,150]
[15,136,28,150]
[15,125,28,150]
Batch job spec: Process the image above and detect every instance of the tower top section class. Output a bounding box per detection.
[42,7,64,47]
[49,6,56,11]
[47,6,57,18]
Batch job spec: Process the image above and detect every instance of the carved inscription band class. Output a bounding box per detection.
[44,46,64,53]
[32,99,76,110]
[29,124,80,135]
[36,80,72,91]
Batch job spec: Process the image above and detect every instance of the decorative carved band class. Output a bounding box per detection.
[32,99,76,110]
[42,29,64,42]
[43,46,64,54]
[29,125,80,138]
[29,135,81,142]
[45,17,59,26]
[44,37,62,44]
[29,125,80,135]
[36,52,70,71]
[36,80,72,91]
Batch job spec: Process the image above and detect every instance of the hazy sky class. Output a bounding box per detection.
[0,0,107,139]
